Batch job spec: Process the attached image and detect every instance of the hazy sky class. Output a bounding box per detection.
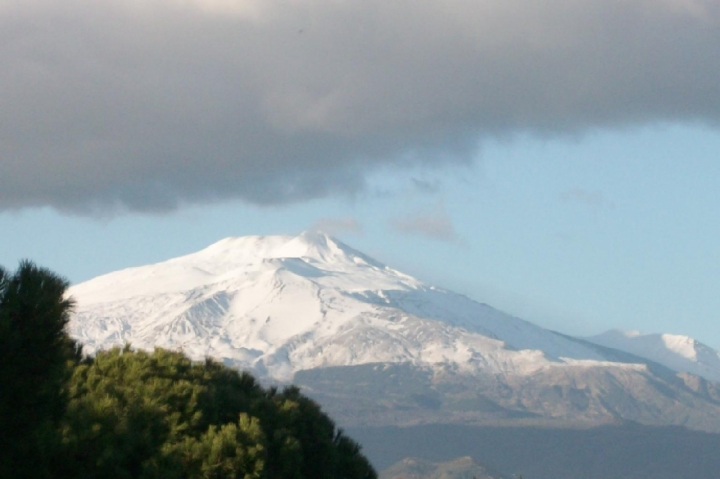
[2,0,720,347]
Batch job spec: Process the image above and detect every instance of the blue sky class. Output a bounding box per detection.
[4,123,720,347]
[2,1,720,347]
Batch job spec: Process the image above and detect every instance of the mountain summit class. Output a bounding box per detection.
[588,329,720,383]
[70,231,613,381]
[69,232,720,431]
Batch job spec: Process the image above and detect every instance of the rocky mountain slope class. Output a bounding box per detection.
[381,456,508,479]
[350,423,720,479]
[68,232,720,431]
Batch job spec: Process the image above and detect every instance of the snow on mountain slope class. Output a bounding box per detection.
[69,231,633,381]
[587,329,720,383]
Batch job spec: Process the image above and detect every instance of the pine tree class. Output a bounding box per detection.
[0,260,376,479]
[0,261,80,478]
[60,347,377,479]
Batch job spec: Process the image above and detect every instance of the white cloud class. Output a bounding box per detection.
[310,217,363,236]
[390,209,458,242]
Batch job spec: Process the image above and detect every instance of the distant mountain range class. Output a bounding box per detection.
[68,232,720,433]
[587,329,720,383]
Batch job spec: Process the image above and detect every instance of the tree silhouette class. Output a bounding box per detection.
[0,261,80,477]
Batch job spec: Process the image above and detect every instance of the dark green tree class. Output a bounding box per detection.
[60,347,377,479]
[166,413,266,479]
[0,261,81,478]
[0,260,376,479]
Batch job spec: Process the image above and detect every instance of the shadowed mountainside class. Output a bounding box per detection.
[350,423,720,479]
[381,456,509,479]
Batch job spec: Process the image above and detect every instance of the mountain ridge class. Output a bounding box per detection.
[68,232,720,432]
[69,231,620,381]
[587,329,720,383]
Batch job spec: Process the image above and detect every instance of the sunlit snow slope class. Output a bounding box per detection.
[70,232,634,381]
[588,330,720,383]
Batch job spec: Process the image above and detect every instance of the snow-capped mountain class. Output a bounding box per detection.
[70,231,622,381]
[587,329,720,383]
[68,232,720,431]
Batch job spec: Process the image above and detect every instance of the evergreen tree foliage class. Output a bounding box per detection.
[0,261,80,478]
[167,414,265,479]
[0,260,376,479]
[59,347,376,479]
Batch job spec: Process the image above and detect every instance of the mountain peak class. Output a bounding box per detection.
[66,234,720,436]
[69,232,616,381]
[190,231,379,268]
[274,230,346,261]
[296,229,335,246]
[588,329,720,382]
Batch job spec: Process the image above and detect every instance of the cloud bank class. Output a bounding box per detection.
[2,0,719,213]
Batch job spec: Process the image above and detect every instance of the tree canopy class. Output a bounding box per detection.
[0,261,376,479]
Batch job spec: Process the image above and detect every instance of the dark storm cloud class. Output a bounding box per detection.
[2,0,719,213]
